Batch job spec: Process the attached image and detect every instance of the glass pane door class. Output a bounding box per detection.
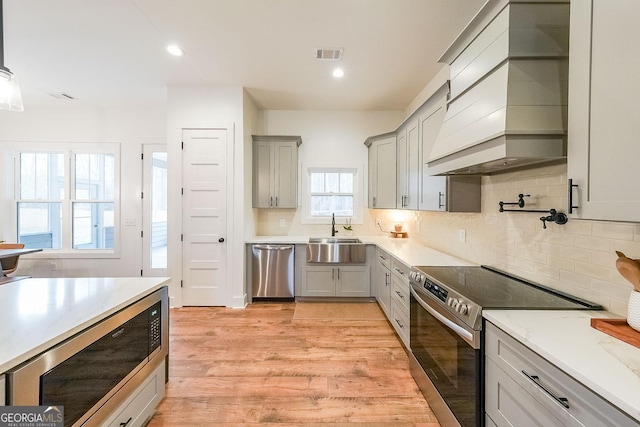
[143,144,167,275]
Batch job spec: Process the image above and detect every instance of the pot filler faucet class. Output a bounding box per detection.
[331,213,338,236]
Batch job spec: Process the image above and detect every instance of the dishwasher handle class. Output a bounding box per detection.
[252,245,294,251]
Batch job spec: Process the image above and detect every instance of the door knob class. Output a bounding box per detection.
[218,237,225,243]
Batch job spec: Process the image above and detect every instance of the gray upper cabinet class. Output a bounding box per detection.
[397,118,419,210]
[419,86,481,212]
[366,134,397,209]
[252,135,301,209]
[567,0,640,223]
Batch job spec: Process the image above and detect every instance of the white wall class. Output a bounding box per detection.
[0,105,165,276]
[166,86,249,308]
[255,109,403,236]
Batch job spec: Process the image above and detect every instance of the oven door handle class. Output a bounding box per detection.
[410,286,476,347]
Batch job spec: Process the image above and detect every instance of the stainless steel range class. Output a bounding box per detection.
[408,265,601,427]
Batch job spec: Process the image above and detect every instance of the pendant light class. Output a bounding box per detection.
[0,0,23,112]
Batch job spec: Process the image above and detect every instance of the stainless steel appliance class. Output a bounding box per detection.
[251,244,295,299]
[7,287,169,427]
[408,266,601,427]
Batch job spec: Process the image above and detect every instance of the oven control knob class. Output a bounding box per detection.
[457,303,469,315]
[447,298,456,308]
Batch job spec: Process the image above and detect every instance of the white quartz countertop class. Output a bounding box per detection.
[0,277,170,373]
[246,235,474,267]
[483,310,640,422]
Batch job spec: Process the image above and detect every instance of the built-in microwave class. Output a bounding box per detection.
[6,286,169,427]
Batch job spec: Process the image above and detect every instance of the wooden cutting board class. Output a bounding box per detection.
[591,318,640,349]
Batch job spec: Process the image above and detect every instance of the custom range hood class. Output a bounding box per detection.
[427,0,569,175]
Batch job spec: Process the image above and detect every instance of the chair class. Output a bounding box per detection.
[0,243,25,276]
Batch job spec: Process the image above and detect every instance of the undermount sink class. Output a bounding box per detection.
[306,237,366,264]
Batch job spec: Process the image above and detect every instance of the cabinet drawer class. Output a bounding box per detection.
[390,257,410,282]
[391,275,409,310]
[485,323,638,427]
[105,361,165,427]
[390,299,409,348]
[376,249,391,270]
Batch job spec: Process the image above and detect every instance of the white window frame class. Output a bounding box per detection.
[301,166,363,225]
[11,142,121,259]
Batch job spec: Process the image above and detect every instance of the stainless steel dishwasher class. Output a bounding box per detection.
[251,244,295,299]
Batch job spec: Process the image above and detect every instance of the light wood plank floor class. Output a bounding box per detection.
[147,302,439,426]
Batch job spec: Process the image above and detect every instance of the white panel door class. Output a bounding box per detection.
[182,129,227,306]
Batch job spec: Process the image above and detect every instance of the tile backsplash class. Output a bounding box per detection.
[257,163,639,316]
[374,163,639,316]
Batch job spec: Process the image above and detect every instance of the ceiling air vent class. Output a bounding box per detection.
[315,48,343,61]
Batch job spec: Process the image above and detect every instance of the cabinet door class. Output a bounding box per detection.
[405,119,420,210]
[419,100,448,211]
[253,141,273,208]
[273,142,297,208]
[375,261,391,316]
[375,137,397,208]
[396,126,408,208]
[568,0,640,222]
[368,142,377,208]
[301,266,335,296]
[336,266,370,297]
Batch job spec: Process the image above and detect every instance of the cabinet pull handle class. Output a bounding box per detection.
[120,417,133,427]
[395,318,404,329]
[275,196,278,207]
[394,267,404,276]
[395,290,404,298]
[270,196,273,207]
[337,268,340,280]
[379,255,387,261]
[438,191,445,209]
[522,370,569,409]
[373,196,377,208]
[568,179,579,213]
[332,268,335,280]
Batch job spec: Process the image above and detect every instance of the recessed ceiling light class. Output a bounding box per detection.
[167,44,185,56]
[332,68,345,78]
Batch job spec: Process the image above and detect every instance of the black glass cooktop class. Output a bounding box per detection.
[415,265,602,310]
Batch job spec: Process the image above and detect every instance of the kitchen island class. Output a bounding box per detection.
[0,276,170,373]
[0,277,170,426]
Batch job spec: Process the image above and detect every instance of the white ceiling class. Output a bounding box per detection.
[3,0,486,111]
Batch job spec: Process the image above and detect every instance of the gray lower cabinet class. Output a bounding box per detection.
[0,374,4,406]
[374,248,391,316]
[485,322,639,427]
[389,258,410,348]
[301,265,370,297]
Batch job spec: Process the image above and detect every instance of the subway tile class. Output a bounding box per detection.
[611,240,640,259]
[560,220,592,236]
[590,250,618,268]
[534,264,560,280]
[574,261,612,281]
[574,235,612,252]
[592,222,634,241]
[558,270,592,290]
[547,255,575,272]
